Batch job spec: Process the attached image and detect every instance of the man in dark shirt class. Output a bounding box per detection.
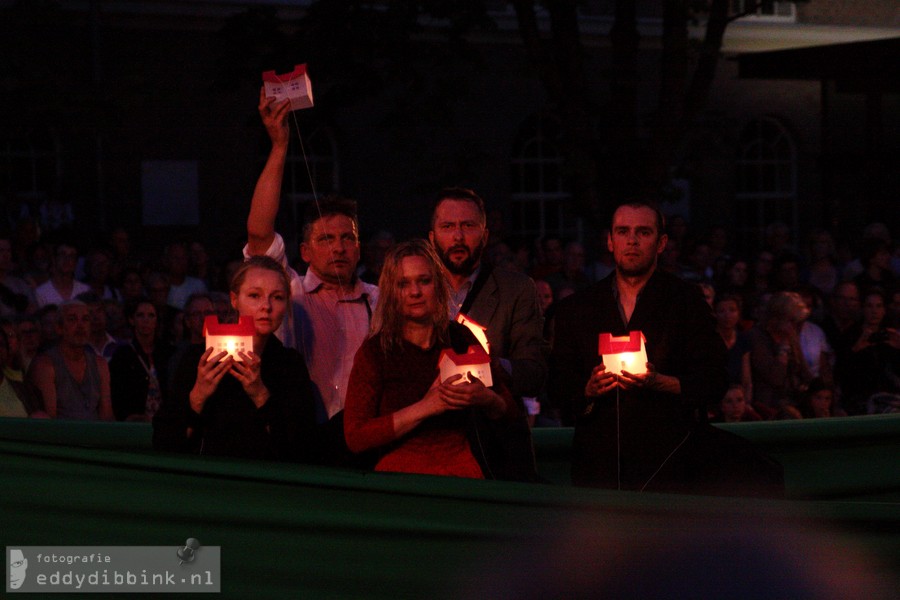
[549,202,728,491]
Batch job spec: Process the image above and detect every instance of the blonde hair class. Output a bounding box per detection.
[372,239,450,354]
[230,256,291,298]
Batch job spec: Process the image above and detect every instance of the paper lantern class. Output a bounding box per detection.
[262,64,314,111]
[598,331,647,375]
[438,344,493,387]
[455,313,490,354]
[204,316,254,361]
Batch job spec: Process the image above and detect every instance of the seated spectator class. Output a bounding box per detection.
[747,292,812,419]
[534,279,553,315]
[76,292,119,361]
[854,238,895,296]
[0,327,43,417]
[82,247,121,301]
[14,315,41,374]
[117,267,145,304]
[544,241,591,297]
[109,299,174,422]
[821,281,861,353]
[799,378,837,419]
[803,228,839,296]
[344,240,516,477]
[358,230,395,284]
[27,300,113,420]
[714,293,752,402]
[34,242,90,307]
[35,304,60,352]
[710,384,760,423]
[153,256,316,462]
[834,288,900,415]
[0,319,24,382]
[167,293,215,392]
[796,287,833,382]
[164,241,208,310]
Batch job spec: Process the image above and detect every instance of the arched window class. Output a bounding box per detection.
[509,113,579,240]
[734,116,797,250]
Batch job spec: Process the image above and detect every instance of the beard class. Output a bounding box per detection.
[615,254,657,279]
[438,243,483,276]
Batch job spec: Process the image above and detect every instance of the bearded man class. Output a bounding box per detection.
[428,187,547,480]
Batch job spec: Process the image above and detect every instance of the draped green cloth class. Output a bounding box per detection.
[2,416,899,598]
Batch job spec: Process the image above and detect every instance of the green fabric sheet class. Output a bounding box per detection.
[1,416,899,598]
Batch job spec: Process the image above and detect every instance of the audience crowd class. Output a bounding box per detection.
[2,214,897,428]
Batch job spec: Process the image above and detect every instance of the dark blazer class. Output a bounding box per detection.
[549,268,728,489]
[463,265,548,481]
[465,266,548,398]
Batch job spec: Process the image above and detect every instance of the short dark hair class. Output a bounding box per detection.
[301,195,359,243]
[611,201,666,235]
[430,187,486,230]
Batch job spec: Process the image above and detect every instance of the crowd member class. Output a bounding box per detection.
[820,281,861,353]
[153,256,316,461]
[0,327,42,417]
[82,247,121,301]
[854,238,895,296]
[534,280,553,315]
[714,293,752,402]
[117,267,145,304]
[710,384,760,424]
[544,241,591,297]
[357,230,395,284]
[796,286,832,381]
[1,233,35,316]
[344,240,516,477]
[746,292,811,420]
[189,240,217,291]
[143,270,179,345]
[245,89,377,466]
[103,297,130,341]
[106,227,133,285]
[428,187,546,479]
[549,201,727,490]
[34,242,90,308]
[164,241,208,310]
[0,319,24,382]
[887,286,900,329]
[168,293,216,390]
[803,228,839,296]
[771,252,802,292]
[799,378,836,419]
[27,300,113,420]
[834,288,900,415]
[76,292,119,361]
[109,299,174,422]
[529,235,564,281]
[14,315,41,374]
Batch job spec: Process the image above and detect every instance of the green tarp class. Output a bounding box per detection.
[2,416,899,598]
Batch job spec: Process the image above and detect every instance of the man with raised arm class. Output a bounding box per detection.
[428,187,547,480]
[549,201,727,491]
[245,90,378,466]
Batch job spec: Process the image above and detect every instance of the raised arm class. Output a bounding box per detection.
[247,87,292,256]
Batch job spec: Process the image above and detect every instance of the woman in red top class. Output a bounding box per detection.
[344,239,513,477]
